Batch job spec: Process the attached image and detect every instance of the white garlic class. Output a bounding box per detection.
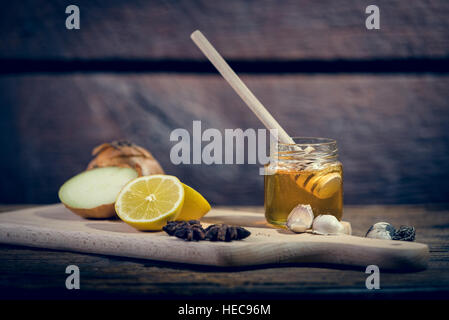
[365,222,396,240]
[312,214,344,235]
[286,204,314,233]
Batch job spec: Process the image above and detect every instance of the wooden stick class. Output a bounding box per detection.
[191,30,295,145]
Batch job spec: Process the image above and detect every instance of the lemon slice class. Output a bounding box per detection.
[313,173,341,199]
[115,175,184,231]
[176,183,211,221]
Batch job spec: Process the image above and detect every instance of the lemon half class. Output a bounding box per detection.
[177,183,211,220]
[115,175,184,231]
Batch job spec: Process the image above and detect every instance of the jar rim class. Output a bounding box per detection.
[278,137,337,146]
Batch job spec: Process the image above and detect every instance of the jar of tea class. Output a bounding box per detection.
[264,137,343,227]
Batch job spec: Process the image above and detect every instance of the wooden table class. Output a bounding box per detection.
[1,204,448,300]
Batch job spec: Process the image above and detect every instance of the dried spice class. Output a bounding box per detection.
[205,224,251,242]
[163,221,251,242]
[365,222,416,242]
[163,220,205,241]
[392,226,416,241]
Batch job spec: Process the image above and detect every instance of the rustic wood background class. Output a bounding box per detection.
[1,0,448,205]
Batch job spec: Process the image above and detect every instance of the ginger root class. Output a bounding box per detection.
[87,140,164,176]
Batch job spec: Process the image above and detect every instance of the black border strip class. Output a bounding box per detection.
[1,299,447,316]
[1,57,449,74]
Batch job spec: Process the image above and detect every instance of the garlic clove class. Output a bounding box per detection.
[312,214,344,235]
[365,222,396,240]
[286,204,314,233]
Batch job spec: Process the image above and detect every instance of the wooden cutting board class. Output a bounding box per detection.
[0,204,429,271]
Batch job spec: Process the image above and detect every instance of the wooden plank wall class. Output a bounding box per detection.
[1,0,448,206]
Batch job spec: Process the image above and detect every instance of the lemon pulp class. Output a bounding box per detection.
[115,175,184,230]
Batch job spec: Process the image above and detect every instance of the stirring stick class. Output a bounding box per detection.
[190,30,296,146]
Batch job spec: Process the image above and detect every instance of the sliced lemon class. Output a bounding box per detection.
[176,183,211,221]
[115,175,184,231]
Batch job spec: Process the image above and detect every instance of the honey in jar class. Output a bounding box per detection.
[264,138,343,227]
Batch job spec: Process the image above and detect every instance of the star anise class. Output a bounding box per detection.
[162,220,205,241]
[392,226,416,241]
[163,221,251,242]
[205,224,251,242]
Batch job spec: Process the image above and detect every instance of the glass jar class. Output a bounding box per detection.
[264,137,343,227]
